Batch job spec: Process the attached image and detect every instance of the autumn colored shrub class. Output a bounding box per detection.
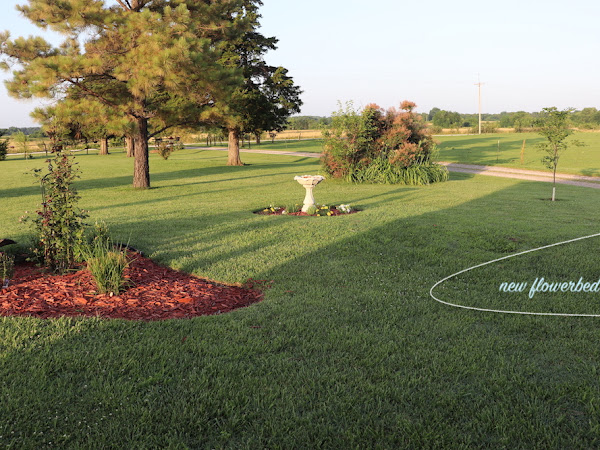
[322,101,448,185]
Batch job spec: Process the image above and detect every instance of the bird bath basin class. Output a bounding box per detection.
[294,175,325,212]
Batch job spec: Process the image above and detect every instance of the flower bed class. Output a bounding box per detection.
[0,254,264,321]
[254,204,357,216]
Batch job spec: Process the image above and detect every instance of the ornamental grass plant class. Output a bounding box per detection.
[80,236,129,295]
[0,252,14,288]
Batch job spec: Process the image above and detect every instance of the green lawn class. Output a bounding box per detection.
[2,149,600,447]
[187,131,600,178]
[436,132,600,176]
[188,138,325,154]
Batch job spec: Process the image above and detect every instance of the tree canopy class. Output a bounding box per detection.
[202,11,302,165]
[1,0,259,187]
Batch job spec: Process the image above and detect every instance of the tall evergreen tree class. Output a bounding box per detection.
[1,0,254,188]
[203,5,302,166]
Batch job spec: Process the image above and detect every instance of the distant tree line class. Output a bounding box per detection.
[426,107,600,132]
[0,127,45,138]
[287,116,332,130]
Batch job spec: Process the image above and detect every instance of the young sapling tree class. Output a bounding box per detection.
[537,107,584,201]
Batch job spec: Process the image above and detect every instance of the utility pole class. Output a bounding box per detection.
[475,75,483,135]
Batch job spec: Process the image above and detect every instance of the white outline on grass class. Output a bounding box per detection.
[429,232,600,317]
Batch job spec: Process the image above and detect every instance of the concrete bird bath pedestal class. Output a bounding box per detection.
[294,175,325,213]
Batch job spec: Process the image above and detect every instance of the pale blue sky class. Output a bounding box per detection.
[1,0,599,127]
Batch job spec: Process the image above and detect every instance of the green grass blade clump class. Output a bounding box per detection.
[81,238,129,295]
[349,158,449,185]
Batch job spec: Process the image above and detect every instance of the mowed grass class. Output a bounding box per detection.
[436,132,600,176]
[3,149,600,447]
[190,131,600,177]
[188,138,324,154]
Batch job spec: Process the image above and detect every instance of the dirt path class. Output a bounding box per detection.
[439,162,600,189]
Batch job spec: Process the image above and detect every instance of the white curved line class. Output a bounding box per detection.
[429,232,600,317]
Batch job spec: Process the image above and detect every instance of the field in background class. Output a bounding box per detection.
[436,132,600,176]
[2,129,324,155]
[3,137,51,155]
[189,128,322,144]
[8,130,600,180]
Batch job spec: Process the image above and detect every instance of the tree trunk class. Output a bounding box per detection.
[133,118,150,188]
[255,132,261,145]
[125,136,134,158]
[227,128,243,166]
[99,138,109,155]
[552,164,557,201]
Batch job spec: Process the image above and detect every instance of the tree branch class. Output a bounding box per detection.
[115,0,131,10]
[149,120,198,138]
[66,78,122,112]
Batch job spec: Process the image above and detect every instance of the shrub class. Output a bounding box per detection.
[469,122,499,134]
[25,152,88,272]
[322,101,448,185]
[305,205,317,215]
[321,102,380,179]
[156,140,183,160]
[0,139,7,161]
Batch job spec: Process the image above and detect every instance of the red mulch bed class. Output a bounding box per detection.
[0,255,264,321]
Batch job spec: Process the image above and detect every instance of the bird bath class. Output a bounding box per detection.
[294,175,325,212]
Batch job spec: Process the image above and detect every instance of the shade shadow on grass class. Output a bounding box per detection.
[4,155,600,447]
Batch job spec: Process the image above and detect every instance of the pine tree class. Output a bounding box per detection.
[1,0,254,187]
[203,4,302,166]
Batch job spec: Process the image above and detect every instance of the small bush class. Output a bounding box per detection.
[305,205,317,215]
[156,142,173,159]
[25,152,88,272]
[322,101,447,185]
[156,140,182,160]
[0,139,8,161]
[469,122,498,134]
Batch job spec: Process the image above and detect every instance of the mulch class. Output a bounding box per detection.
[0,255,264,321]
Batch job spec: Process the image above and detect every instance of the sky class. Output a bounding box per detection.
[1,0,599,127]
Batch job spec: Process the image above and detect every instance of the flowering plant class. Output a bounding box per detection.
[262,205,283,214]
[256,204,355,216]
